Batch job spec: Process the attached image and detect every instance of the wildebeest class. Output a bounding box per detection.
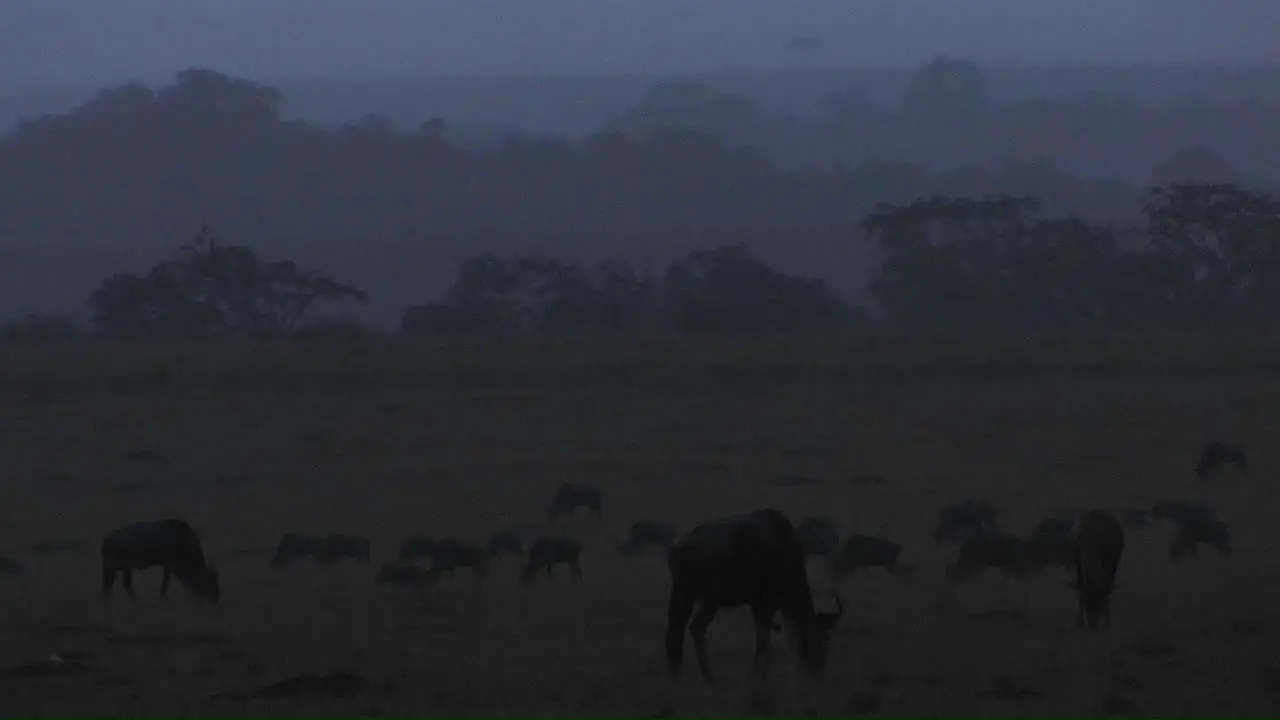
[933,500,999,544]
[1023,531,1074,573]
[619,520,678,557]
[665,509,844,684]
[270,533,326,568]
[485,530,525,560]
[429,538,488,580]
[835,534,902,577]
[1196,441,1248,480]
[320,534,371,565]
[521,535,583,584]
[795,516,841,567]
[1152,499,1217,527]
[946,531,1029,583]
[1072,509,1124,631]
[102,518,219,602]
[375,563,437,587]
[1169,519,1231,562]
[1033,514,1076,539]
[547,482,603,521]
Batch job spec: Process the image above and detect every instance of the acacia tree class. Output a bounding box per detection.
[89,227,365,339]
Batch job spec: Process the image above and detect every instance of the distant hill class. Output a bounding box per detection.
[5,63,1280,136]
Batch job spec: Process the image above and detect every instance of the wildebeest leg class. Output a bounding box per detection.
[569,559,583,582]
[665,589,696,679]
[689,604,719,684]
[122,568,135,597]
[749,604,775,679]
[161,568,171,596]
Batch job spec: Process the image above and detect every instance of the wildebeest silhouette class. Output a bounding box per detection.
[1118,507,1155,528]
[933,500,1000,544]
[665,508,844,684]
[619,520,678,557]
[429,538,488,580]
[101,518,219,602]
[375,563,437,587]
[947,531,1029,583]
[1072,509,1124,631]
[1033,514,1077,539]
[836,534,902,577]
[1169,518,1231,562]
[396,535,437,563]
[547,482,603,522]
[270,533,326,568]
[485,530,525,560]
[1196,441,1248,480]
[521,535,583,584]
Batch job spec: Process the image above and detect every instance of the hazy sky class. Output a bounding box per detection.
[2,1,1277,83]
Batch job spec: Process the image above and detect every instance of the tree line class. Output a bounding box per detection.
[6,179,1277,344]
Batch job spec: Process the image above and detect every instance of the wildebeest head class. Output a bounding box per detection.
[184,564,220,602]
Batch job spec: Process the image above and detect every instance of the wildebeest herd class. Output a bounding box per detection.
[97,440,1247,687]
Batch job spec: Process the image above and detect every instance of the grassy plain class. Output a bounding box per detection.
[0,337,1278,717]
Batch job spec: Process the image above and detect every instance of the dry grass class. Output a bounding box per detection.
[0,338,1278,717]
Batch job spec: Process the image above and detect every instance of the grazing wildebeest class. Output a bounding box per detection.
[946,531,1029,583]
[836,534,902,577]
[1072,509,1124,631]
[320,534,371,565]
[521,535,583,584]
[1023,531,1074,573]
[1152,499,1217,526]
[485,530,525,561]
[429,538,488,580]
[1169,519,1231,562]
[933,500,999,544]
[375,563,437,587]
[619,520,678,557]
[270,533,327,568]
[547,482,603,522]
[396,535,437,562]
[795,516,841,567]
[1196,442,1248,480]
[102,518,219,602]
[665,509,844,684]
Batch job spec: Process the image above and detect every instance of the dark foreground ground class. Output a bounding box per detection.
[0,339,1276,718]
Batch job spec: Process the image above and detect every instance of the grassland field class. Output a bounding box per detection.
[0,336,1278,718]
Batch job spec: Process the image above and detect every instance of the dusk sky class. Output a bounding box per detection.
[1,1,1276,83]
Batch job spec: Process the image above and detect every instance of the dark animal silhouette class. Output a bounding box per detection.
[836,534,902,576]
[1169,519,1231,562]
[665,509,844,684]
[521,535,583,584]
[619,520,678,557]
[485,530,524,560]
[933,500,999,544]
[947,531,1028,583]
[1033,514,1076,538]
[101,518,219,602]
[396,535,437,562]
[1024,531,1075,572]
[429,538,488,580]
[547,482,603,521]
[1196,442,1248,479]
[1072,509,1124,631]
[270,533,327,568]
[375,563,437,587]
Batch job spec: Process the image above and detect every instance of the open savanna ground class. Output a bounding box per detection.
[0,338,1279,718]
